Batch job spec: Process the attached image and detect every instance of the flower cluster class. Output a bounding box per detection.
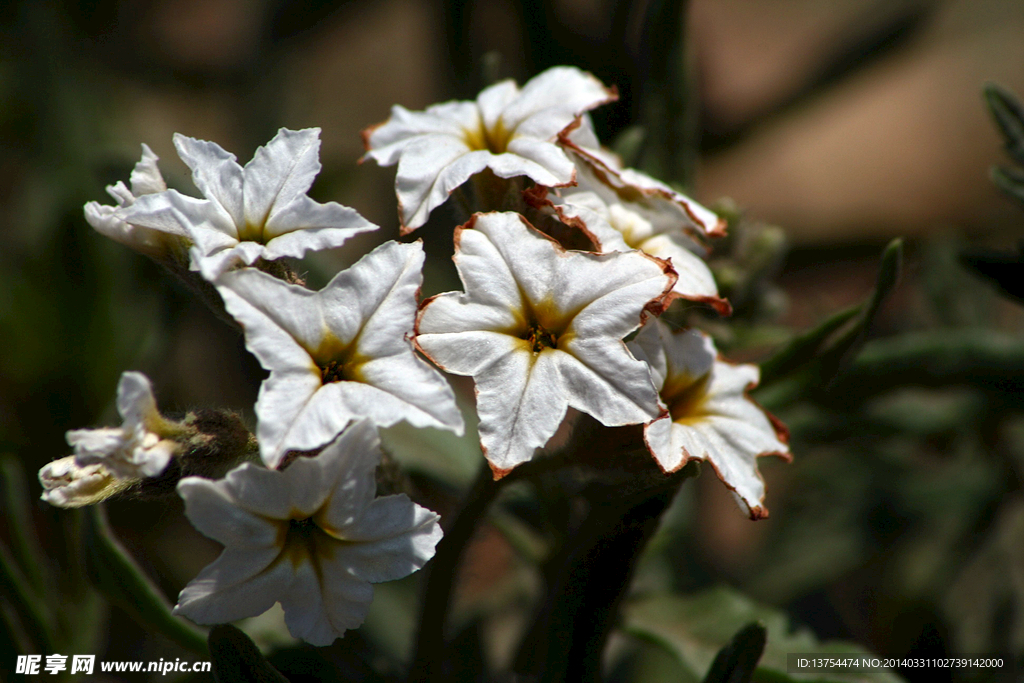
[45,65,790,647]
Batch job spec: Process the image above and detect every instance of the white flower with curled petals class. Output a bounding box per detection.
[84,145,190,261]
[558,117,726,242]
[38,456,129,508]
[550,189,730,315]
[362,66,617,231]
[174,421,442,646]
[215,240,463,469]
[628,320,790,519]
[415,211,675,476]
[67,371,179,479]
[118,128,378,280]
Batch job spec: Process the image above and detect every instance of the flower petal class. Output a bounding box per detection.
[115,371,159,429]
[263,196,378,242]
[216,268,327,364]
[281,559,372,646]
[174,547,292,625]
[129,143,167,196]
[331,495,441,582]
[117,190,235,262]
[178,473,283,547]
[173,133,245,228]
[500,66,616,139]
[242,128,322,230]
[315,422,381,531]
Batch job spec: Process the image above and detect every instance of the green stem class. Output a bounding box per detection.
[514,461,700,683]
[408,462,501,683]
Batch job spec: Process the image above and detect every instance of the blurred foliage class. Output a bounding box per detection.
[622,587,901,683]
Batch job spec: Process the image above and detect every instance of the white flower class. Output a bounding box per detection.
[215,240,464,469]
[84,145,190,261]
[415,212,675,476]
[67,371,178,479]
[118,128,378,280]
[628,320,791,519]
[38,456,129,508]
[363,66,617,231]
[558,117,726,242]
[550,189,730,315]
[174,421,442,646]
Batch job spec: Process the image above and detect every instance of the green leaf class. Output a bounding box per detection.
[0,456,49,594]
[990,165,1024,208]
[702,622,766,683]
[635,0,696,187]
[621,586,904,683]
[0,537,54,652]
[758,305,861,387]
[209,624,291,683]
[758,239,902,391]
[983,82,1024,166]
[82,505,208,655]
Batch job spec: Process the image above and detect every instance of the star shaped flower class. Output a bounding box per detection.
[362,66,617,231]
[67,371,180,479]
[174,420,442,646]
[415,211,676,476]
[118,128,378,280]
[215,240,464,469]
[628,320,791,519]
[84,144,190,262]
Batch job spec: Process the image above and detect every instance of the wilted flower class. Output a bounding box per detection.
[67,371,180,480]
[84,144,190,261]
[363,66,616,231]
[174,421,442,646]
[216,240,463,469]
[38,456,130,508]
[416,211,675,476]
[118,128,377,279]
[628,320,790,519]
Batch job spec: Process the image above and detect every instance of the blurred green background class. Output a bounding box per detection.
[2,1,1024,681]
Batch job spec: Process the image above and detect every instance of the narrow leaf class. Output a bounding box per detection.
[758,305,861,387]
[702,622,766,683]
[0,456,49,593]
[815,238,902,384]
[990,165,1024,208]
[635,0,696,187]
[209,624,290,683]
[82,505,208,654]
[0,538,54,652]
[983,82,1024,165]
[759,238,902,390]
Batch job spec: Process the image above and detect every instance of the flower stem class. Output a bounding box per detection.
[408,461,500,683]
[513,461,699,683]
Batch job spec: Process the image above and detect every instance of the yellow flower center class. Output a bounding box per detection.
[279,516,336,569]
[662,372,712,425]
[464,118,514,155]
[311,333,367,384]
